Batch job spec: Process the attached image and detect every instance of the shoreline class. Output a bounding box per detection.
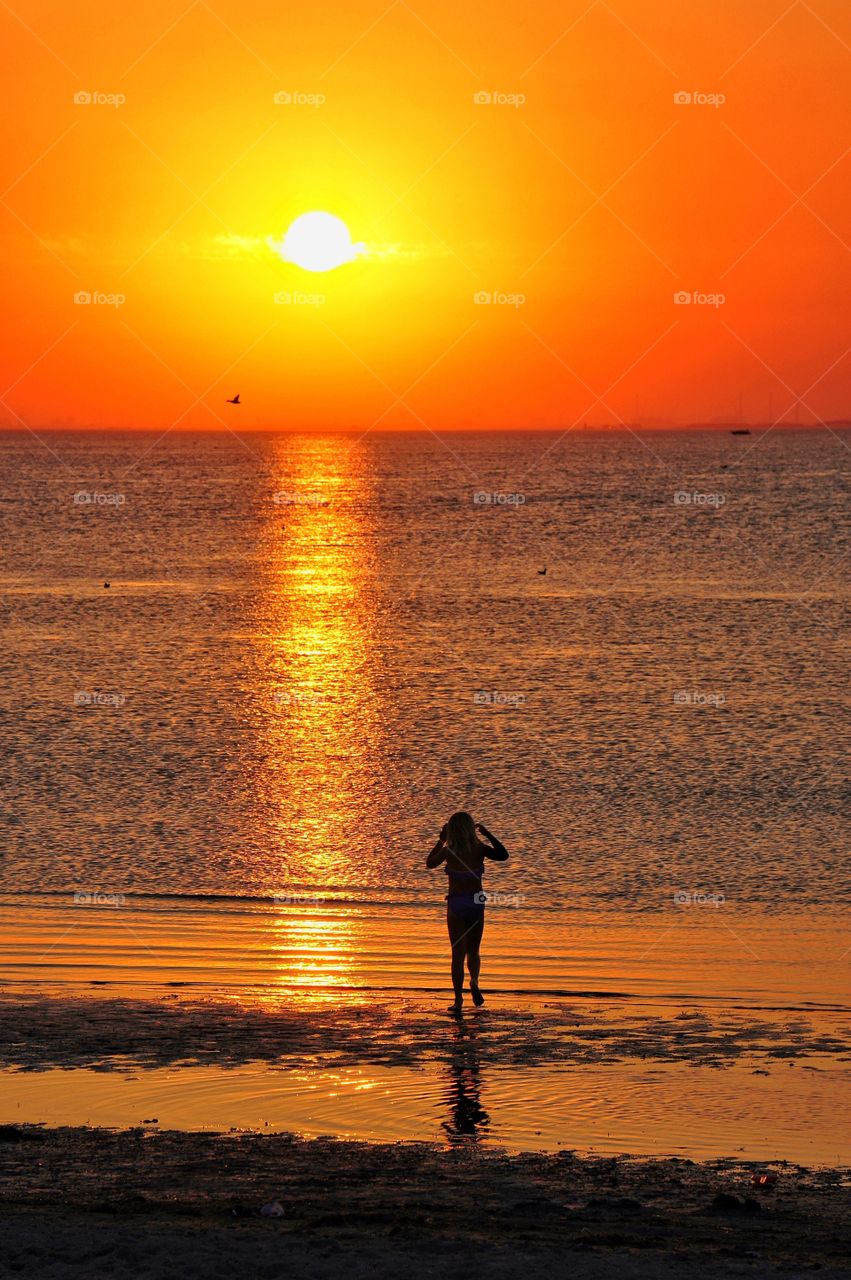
[3,900,849,1167]
[4,989,847,1072]
[1,989,849,1166]
[1,1125,849,1279]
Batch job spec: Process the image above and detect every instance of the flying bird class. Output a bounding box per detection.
[226,393,241,405]
[537,567,547,576]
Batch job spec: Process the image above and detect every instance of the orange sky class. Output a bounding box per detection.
[2,0,849,430]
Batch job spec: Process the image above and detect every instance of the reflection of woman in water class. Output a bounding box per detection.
[441,1016,490,1143]
[426,811,509,1014]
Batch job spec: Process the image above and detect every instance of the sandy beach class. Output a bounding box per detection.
[1,1124,849,1280]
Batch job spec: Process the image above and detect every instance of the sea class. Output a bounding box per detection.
[1,427,848,1160]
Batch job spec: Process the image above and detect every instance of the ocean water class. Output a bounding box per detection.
[0,427,848,910]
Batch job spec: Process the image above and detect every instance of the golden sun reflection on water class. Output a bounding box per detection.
[263,909,362,1007]
[253,436,383,1004]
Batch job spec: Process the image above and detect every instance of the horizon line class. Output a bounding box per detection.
[2,421,850,435]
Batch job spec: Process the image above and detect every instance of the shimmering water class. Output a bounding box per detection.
[1,427,847,910]
[1,428,848,1161]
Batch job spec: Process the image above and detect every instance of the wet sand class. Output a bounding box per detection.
[3,988,848,1072]
[1,1124,849,1279]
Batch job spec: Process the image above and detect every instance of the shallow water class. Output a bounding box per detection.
[4,1056,849,1165]
[2,894,849,1007]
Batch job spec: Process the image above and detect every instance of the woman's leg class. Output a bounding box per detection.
[446,908,467,1009]
[466,912,486,1005]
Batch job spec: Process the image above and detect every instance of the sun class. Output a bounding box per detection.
[269,212,364,273]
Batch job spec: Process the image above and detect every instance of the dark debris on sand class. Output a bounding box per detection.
[0,1126,850,1279]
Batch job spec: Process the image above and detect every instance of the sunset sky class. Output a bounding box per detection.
[2,0,849,431]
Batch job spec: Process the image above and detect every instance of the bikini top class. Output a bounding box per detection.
[445,862,485,883]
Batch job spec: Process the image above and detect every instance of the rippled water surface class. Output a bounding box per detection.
[6,1058,849,1164]
[1,427,847,909]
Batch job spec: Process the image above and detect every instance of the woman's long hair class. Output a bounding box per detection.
[445,811,478,863]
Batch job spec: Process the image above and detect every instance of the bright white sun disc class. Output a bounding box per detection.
[272,212,363,272]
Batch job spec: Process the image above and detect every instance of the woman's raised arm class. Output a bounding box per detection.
[426,825,448,868]
[476,823,509,861]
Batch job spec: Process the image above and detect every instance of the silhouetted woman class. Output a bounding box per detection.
[426,811,509,1013]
